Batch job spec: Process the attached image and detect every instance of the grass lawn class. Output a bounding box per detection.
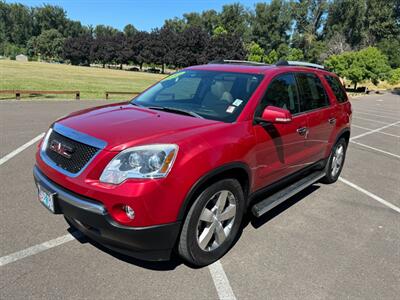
[0,60,166,100]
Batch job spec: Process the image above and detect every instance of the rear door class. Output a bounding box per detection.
[252,73,309,189]
[295,72,336,163]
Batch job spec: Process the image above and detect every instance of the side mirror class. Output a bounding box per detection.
[256,106,292,124]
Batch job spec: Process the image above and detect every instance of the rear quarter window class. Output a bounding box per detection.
[324,75,348,103]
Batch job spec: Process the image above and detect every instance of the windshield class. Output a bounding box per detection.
[132,70,264,122]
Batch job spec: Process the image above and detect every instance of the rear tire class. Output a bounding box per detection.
[321,138,347,184]
[178,179,244,267]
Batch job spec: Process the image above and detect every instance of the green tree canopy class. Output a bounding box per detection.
[325,47,391,88]
[246,41,264,62]
[251,0,292,51]
[34,29,65,61]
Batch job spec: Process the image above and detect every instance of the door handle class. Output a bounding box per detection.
[328,117,336,125]
[297,127,308,136]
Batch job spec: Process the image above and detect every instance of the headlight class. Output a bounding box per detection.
[100,144,178,184]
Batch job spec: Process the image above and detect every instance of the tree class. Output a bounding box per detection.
[93,25,119,38]
[125,31,150,70]
[174,26,209,67]
[323,32,351,58]
[34,29,65,61]
[164,17,186,33]
[325,47,391,89]
[183,12,203,28]
[201,10,219,35]
[219,3,250,40]
[292,0,328,59]
[32,4,68,36]
[251,0,292,52]
[2,42,26,59]
[388,68,400,85]
[324,0,367,48]
[123,24,137,38]
[363,0,400,45]
[206,32,246,62]
[4,3,34,46]
[264,49,279,64]
[64,20,87,38]
[377,39,400,68]
[246,42,265,62]
[62,34,93,65]
[139,29,167,72]
[159,24,180,68]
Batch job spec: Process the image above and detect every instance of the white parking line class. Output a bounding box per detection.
[209,260,237,300]
[355,109,400,118]
[350,141,400,159]
[350,121,400,140]
[354,111,400,120]
[351,125,400,138]
[0,233,81,267]
[339,177,400,214]
[0,133,45,166]
[352,116,400,126]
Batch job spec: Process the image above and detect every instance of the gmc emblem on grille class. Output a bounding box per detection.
[49,139,74,159]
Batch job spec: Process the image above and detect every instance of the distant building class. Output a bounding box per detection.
[16,54,28,62]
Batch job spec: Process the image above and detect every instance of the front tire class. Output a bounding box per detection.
[321,138,347,184]
[178,179,244,267]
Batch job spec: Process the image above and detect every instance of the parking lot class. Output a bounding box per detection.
[1,92,399,299]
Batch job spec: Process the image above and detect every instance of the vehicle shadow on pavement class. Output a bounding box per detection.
[247,184,321,229]
[67,228,182,271]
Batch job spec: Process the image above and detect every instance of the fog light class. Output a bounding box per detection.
[124,205,135,220]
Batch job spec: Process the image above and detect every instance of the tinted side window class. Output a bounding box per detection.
[325,75,348,103]
[257,73,300,115]
[296,73,329,112]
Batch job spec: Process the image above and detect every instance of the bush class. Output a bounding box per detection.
[1,43,26,59]
[388,68,400,85]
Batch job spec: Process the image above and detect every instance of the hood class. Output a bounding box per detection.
[56,103,221,151]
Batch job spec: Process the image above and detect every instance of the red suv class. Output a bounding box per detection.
[34,60,351,266]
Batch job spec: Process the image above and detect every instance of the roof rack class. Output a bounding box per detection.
[208,59,269,66]
[276,60,325,70]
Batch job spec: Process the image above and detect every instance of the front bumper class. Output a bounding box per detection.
[33,165,181,261]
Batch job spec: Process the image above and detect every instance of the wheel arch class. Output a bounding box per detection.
[336,127,351,145]
[177,162,251,221]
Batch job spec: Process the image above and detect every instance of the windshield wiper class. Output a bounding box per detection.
[147,106,204,119]
[130,101,144,107]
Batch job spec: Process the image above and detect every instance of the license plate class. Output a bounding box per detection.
[38,185,55,213]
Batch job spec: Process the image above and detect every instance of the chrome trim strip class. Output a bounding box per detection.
[34,166,107,215]
[53,123,107,149]
[40,123,107,177]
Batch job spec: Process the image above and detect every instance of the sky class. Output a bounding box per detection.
[7,0,262,31]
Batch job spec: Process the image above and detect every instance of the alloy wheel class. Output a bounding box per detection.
[331,144,344,177]
[196,190,237,252]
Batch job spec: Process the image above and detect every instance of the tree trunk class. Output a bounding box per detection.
[161,63,165,74]
[102,63,105,68]
[120,63,123,70]
[353,82,357,90]
[140,62,143,71]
